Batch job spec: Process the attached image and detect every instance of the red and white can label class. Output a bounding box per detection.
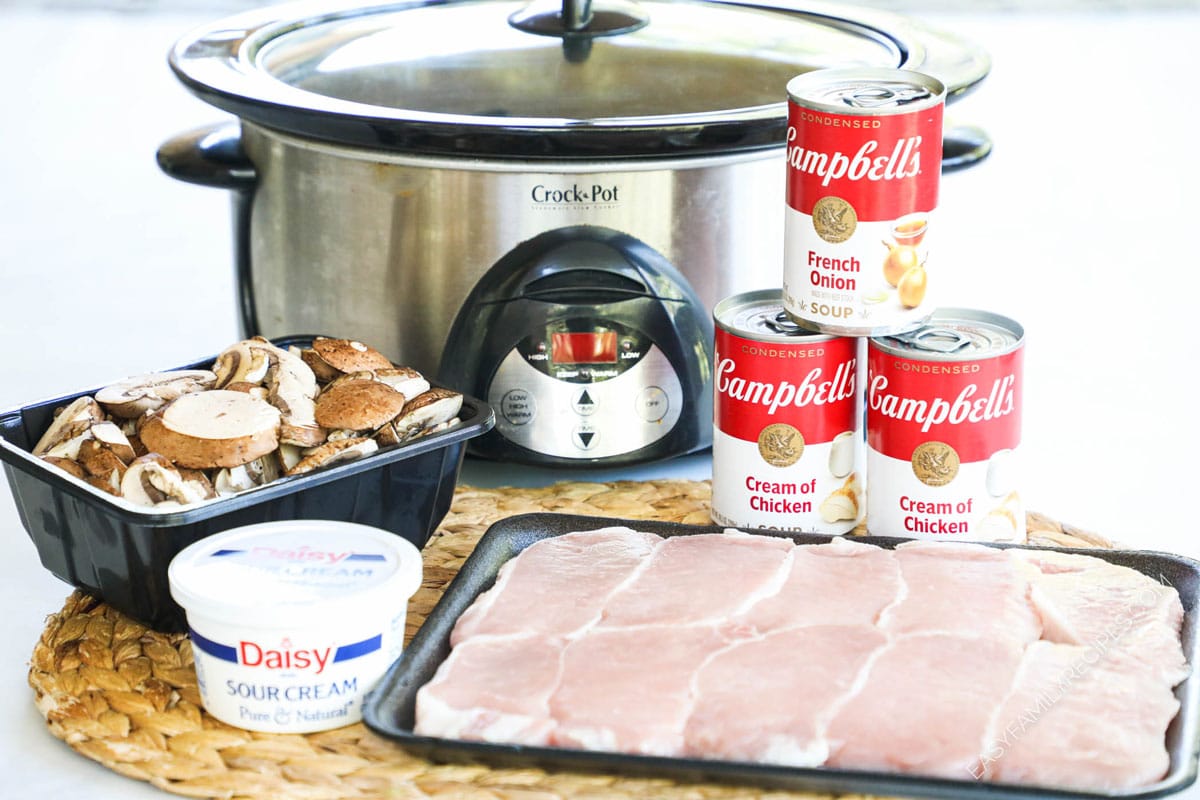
[782,70,944,335]
[711,328,862,534]
[866,344,1025,541]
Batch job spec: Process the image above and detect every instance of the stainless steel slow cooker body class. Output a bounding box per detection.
[162,0,992,376]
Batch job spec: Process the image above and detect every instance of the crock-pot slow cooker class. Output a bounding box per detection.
[159,0,990,466]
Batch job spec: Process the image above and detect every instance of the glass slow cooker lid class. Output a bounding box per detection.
[170,0,990,158]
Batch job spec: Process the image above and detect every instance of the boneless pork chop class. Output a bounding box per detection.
[684,624,887,766]
[734,537,903,634]
[881,541,1042,645]
[451,527,660,645]
[983,641,1180,790]
[599,531,792,628]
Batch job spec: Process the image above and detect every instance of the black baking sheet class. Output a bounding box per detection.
[362,513,1200,800]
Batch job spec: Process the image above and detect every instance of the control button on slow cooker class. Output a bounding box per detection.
[573,388,598,416]
[573,427,599,451]
[501,389,536,425]
[636,386,668,422]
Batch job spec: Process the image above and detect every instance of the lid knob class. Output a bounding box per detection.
[509,0,649,39]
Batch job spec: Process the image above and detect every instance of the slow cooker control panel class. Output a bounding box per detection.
[487,321,683,459]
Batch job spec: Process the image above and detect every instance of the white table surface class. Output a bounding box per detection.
[2,4,1199,796]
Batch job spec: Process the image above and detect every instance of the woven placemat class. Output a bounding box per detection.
[28,480,1112,800]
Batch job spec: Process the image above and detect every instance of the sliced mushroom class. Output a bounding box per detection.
[392,388,464,441]
[374,367,431,399]
[41,419,96,461]
[285,437,379,476]
[211,341,272,389]
[40,455,88,480]
[314,379,407,432]
[301,337,393,382]
[120,453,215,507]
[32,396,105,456]
[278,444,305,473]
[213,453,282,496]
[86,471,123,497]
[139,390,281,469]
[223,381,270,400]
[77,421,137,482]
[95,370,217,418]
[264,351,325,448]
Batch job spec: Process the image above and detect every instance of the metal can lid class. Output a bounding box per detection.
[787,68,946,116]
[870,307,1023,361]
[714,289,840,344]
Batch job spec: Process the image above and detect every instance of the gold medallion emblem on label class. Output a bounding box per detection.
[911,441,960,486]
[758,424,805,467]
[812,196,857,244]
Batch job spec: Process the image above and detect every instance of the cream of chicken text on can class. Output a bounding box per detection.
[712,290,863,534]
[866,309,1024,542]
[783,68,945,336]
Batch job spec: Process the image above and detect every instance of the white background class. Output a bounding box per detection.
[2,3,1199,796]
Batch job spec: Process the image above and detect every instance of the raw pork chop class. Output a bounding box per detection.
[1016,549,1189,685]
[684,624,887,766]
[735,538,902,634]
[414,633,561,745]
[451,527,660,645]
[599,531,792,628]
[982,641,1179,790]
[549,625,728,756]
[826,631,1026,779]
[881,541,1041,644]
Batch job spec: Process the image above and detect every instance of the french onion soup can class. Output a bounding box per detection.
[783,68,946,336]
[712,289,863,534]
[866,308,1024,542]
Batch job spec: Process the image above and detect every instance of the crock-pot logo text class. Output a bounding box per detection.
[716,356,856,416]
[531,183,620,205]
[868,374,1016,434]
[786,127,923,187]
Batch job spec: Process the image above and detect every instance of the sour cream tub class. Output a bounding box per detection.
[168,520,422,733]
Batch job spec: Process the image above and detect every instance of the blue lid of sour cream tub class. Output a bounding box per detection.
[168,520,423,628]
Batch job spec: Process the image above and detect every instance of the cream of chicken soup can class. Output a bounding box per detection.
[783,68,945,336]
[712,290,863,533]
[168,520,422,733]
[866,309,1024,542]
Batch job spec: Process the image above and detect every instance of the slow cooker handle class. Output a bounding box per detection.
[156,122,261,338]
[156,123,255,190]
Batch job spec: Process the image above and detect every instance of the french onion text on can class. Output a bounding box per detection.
[866,308,1024,542]
[712,290,863,534]
[783,68,946,336]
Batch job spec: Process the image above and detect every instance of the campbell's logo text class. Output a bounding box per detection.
[717,357,856,416]
[786,128,922,188]
[868,374,1016,434]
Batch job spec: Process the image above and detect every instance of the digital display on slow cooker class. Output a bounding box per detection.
[551,332,618,364]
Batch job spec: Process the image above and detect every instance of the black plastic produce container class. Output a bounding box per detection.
[0,336,494,632]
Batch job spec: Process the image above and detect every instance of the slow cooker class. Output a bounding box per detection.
[159,0,990,466]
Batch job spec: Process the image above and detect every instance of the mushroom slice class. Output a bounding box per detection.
[211,341,272,389]
[139,390,281,469]
[77,422,137,481]
[40,455,88,480]
[263,351,325,449]
[224,381,270,400]
[285,437,379,477]
[41,419,96,461]
[392,389,464,441]
[32,396,105,456]
[302,337,393,382]
[278,444,305,473]
[314,380,407,433]
[213,453,282,496]
[120,453,214,507]
[374,367,431,399]
[95,370,217,418]
[87,472,123,497]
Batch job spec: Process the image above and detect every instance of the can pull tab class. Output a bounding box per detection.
[843,85,932,109]
[765,311,805,336]
[890,326,971,354]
